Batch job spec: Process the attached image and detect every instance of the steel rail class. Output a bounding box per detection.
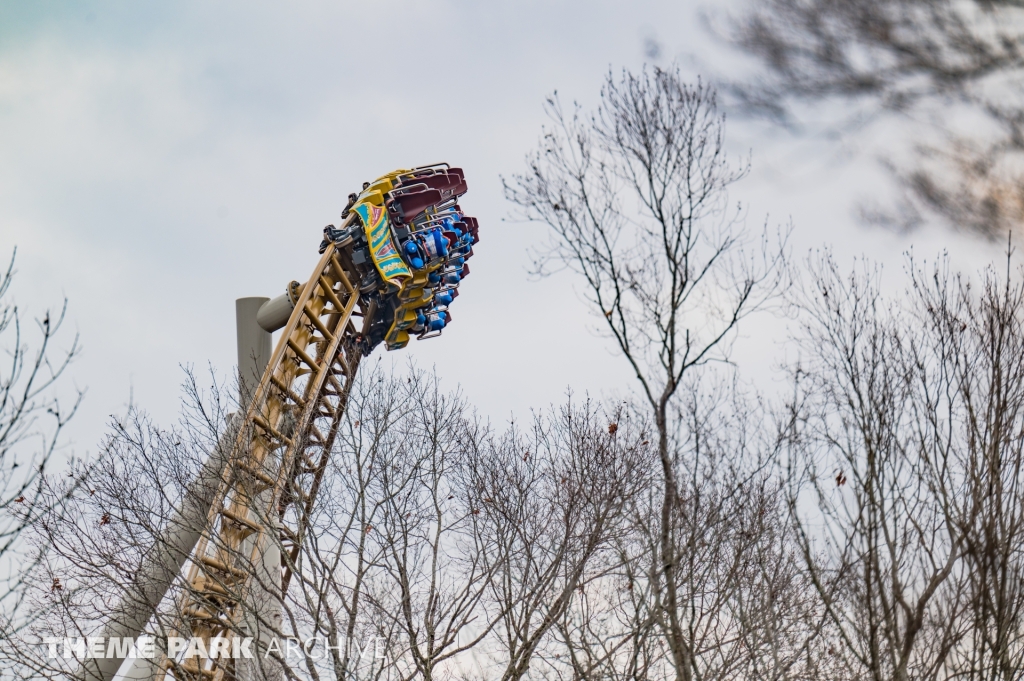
[162,233,367,680]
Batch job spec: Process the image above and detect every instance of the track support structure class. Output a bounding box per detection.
[163,240,365,680]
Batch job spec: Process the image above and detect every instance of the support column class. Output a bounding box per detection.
[236,297,272,407]
[88,298,275,681]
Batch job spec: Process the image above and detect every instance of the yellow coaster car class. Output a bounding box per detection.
[320,164,478,354]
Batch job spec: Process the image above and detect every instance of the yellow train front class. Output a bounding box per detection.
[320,164,479,354]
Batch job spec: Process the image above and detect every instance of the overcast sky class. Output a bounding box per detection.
[0,1,1009,460]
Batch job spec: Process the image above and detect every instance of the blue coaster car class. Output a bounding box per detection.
[319,164,479,354]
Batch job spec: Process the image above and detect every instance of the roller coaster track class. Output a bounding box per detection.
[72,164,475,681]
[165,234,366,680]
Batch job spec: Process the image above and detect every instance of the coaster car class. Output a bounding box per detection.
[319,164,479,354]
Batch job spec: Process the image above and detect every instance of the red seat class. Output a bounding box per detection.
[463,216,480,243]
[399,175,467,199]
[387,189,442,223]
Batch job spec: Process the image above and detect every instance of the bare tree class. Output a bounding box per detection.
[779,248,1024,680]
[505,66,790,681]
[9,362,657,681]
[721,0,1024,237]
[8,368,230,680]
[358,367,497,680]
[13,364,499,681]
[546,383,820,681]
[937,263,1024,678]
[664,381,820,681]
[0,247,82,621]
[469,398,652,681]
